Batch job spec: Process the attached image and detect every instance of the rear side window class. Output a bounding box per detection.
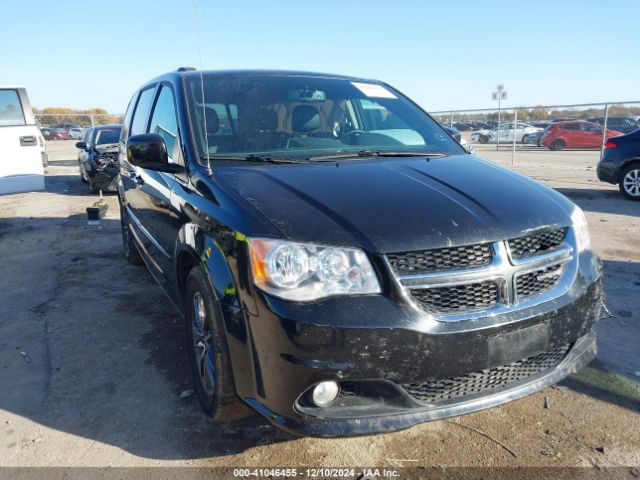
[121,92,139,140]
[582,124,601,133]
[148,86,179,161]
[130,87,156,136]
[0,89,25,127]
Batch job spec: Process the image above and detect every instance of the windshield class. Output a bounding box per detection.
[95,128,121,145]
[184,75,463,162]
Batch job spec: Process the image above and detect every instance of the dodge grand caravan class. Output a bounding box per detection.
[118,69,603,436]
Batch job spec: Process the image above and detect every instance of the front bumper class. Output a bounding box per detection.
[596,160,618,184]
[86,164,118,191]
[229,251,603,436]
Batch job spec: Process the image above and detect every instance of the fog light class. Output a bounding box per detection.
[312,381,339,407]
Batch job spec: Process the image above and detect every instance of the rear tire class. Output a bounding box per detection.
[619,164,640,201]
[184,267,250,421]
[550,140,565,151]
[119,203,143,265]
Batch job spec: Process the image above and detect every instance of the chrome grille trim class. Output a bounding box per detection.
[385,228,577,322]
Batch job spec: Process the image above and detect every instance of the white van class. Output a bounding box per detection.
[0,85,46,195]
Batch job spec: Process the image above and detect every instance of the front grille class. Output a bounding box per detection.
[508,228,568,259]
[389,228,572,318]
[403,343,571,405]
[409,281,499,314]
[516,264,564,300]
[387,243,493,275]
[95,152,118,163]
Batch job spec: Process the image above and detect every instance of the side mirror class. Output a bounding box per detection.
[75,141,87,150]
[126,133,182,173]
[463,142,475,154]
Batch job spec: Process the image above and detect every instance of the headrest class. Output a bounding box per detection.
[292,104,320,132]
[203,107,220,134]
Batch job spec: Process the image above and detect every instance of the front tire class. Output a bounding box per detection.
[619,164,640,201]
[184,267,249,421]
[119,203,143,265]
[550,139,565,151]
[79,162,88,183]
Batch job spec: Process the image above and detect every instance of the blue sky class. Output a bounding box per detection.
[2,0,638,113]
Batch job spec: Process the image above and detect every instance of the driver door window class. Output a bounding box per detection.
[148,86,181,164]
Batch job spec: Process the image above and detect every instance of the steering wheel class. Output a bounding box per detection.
[338,129,367,143]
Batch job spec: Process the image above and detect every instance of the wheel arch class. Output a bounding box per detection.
[174,222,244,312]
[617,159,640,183]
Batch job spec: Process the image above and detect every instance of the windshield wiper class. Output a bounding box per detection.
[307,150,447,161]
[201,154,303,164]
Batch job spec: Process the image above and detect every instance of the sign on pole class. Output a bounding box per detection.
[491,84,507,150]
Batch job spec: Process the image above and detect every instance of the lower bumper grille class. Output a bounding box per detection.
[402,343,571,405]
[409,281,499,314]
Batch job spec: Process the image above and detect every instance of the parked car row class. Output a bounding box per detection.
[464,120,635,150]
[39,124,88,141]
[446,116,639,136]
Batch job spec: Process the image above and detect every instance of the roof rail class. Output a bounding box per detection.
[177,67,196,72]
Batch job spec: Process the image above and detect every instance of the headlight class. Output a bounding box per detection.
[570,205,591,252]
[248,238,381,301]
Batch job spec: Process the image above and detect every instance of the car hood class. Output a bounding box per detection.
[214,155,574,253]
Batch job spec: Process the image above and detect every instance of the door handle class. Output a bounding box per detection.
[20,136,37,146]
[134,175,145,186]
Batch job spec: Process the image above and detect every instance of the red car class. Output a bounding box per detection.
[44,128,72,141]
[541,121,623,150]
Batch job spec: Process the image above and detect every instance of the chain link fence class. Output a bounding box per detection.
[431,102,640,164]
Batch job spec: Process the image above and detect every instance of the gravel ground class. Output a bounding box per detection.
[0,142,638,473]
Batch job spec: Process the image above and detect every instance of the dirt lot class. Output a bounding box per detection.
[0,142,639,472]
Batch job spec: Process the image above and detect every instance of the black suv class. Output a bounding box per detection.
[118,69,603,436]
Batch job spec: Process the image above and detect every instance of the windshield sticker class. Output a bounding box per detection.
[351,82,397,99]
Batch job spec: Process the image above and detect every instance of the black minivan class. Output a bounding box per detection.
[118,69,603,436]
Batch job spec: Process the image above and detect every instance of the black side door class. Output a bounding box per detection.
[120,85,161,270]
[123,84,184,292]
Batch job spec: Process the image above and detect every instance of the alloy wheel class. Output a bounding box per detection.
[191,291,215,396]
[623,168,640,197]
